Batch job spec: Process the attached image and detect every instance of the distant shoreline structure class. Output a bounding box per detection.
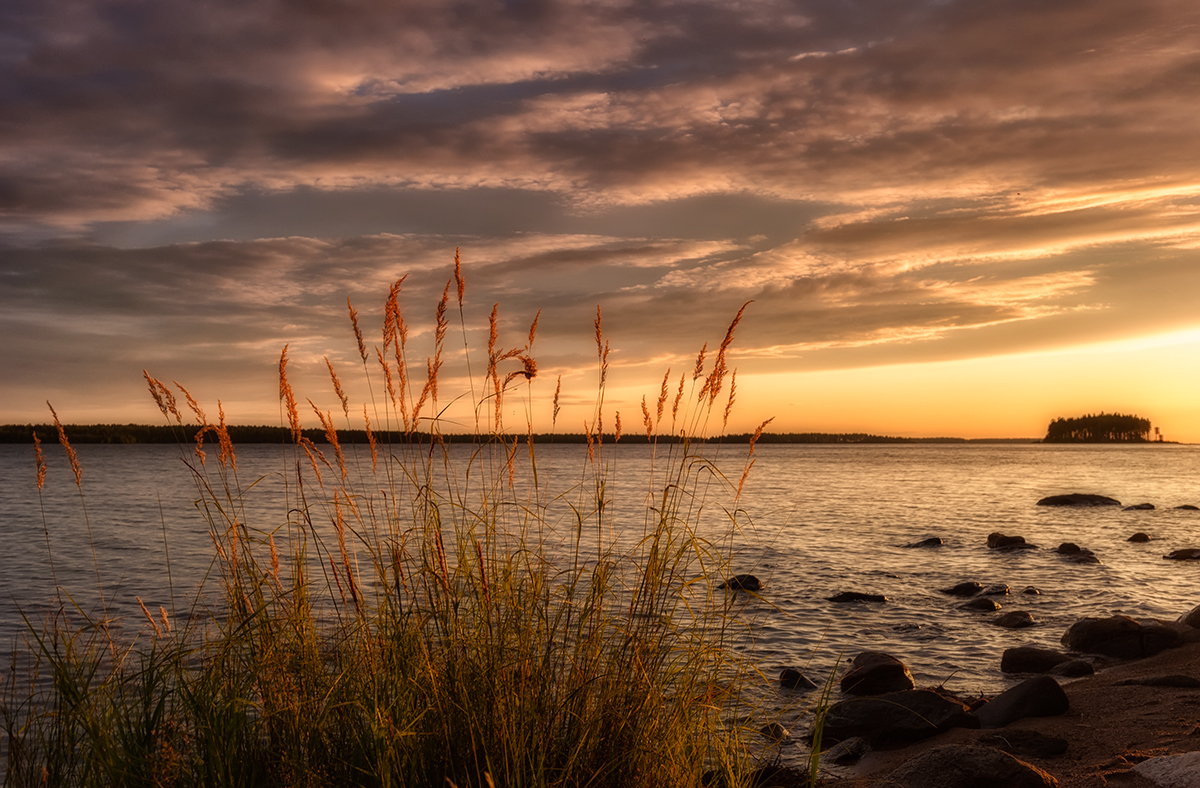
[1,423,1056,445]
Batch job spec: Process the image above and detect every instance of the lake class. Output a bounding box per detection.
[3,440,1200,722]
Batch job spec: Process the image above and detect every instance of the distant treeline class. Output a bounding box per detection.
[0,424,1021,445]
[1044,413,1151,443]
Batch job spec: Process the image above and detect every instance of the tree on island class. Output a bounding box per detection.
[1044,412,1151,443]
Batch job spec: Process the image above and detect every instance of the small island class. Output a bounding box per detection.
[1044,412,1157,443]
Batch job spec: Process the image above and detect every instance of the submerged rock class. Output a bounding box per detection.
[827,591,888,603]
[1061,614,1182,659]
[1055,543,1102,564]
[1165,549,1200,561]
[1177,504,1200,511]
[982,583,1010,596]
[987,532,1032,549]
[992,611,1035,629]
[1124,502,1155,511]
[960,598,1001,612]
[885,744,1058,788]
[1128,532,1152,543]
[1022,586,1043,595]
[906,536,944,547]
[1037,492,1121,507]
[779,667,818,690]
[840,651,915,696]
[941,581,984,597]
[718,574,762,591]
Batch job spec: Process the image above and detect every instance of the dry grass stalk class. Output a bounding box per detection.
[47,402,81,487]
[348,298,368,363]
[363,404,378,472]
[310,400,346,479]
[325,357,349,417]
[175,381,207,425]
[693,343,707,381]
[279,345,302,442]
[454,247,465,307]
[552,375,562,427]
[723,370,737,430]
[136,596,162,639]
[737,416,775,499]
[615,411,622,442]
[657,369,670,426]
[672,374,685,423]
[642,396,653,439]
[216,401,236,471]
[33,431,46,491]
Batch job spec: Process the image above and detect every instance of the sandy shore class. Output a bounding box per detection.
[821,641,1200,787]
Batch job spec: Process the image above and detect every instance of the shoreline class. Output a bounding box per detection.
[823,639,1200,787]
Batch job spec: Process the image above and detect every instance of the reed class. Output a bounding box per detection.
[1,258,806,788]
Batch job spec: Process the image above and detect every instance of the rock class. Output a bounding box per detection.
[987,532,1033,549]
[1061,614,1182,659]
[1128,532,1152,543]
[992,611,1035,628]
[1001,646,1072,674]
[960,598,1002,612]
[1123,502,1155,510]
[1178,604,1200,629]
[760,722,790,741]
[941,581,984,597]
[1055,542,1084,554]
[779,668,818,690]
[718,574,762,591]
[819,689,979,747]
[822,736,869,765]
[884,744,1059,788]
[1177,504,1200,511]
[1049,659,1094,677]
[1132,751,1200,788]
[1165,549,1200,561]
[740,765,809,788]
[826,591,888,603]
[1037,493,1121,507]
[983,584,1010,596]
[1023,586,1042,595]
[840,651,915,696]
[906,537,944,548]
[1115,674,1200,688]
[978,729,1069,758]
[1053,543,1101,563]
[975,675,1070,729]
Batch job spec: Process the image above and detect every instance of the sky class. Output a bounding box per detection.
[4,0,1200,440]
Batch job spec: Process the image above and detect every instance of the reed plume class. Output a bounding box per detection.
[279,345,301,442]
[737,416,774,499]
[175,381,207,424]
[348,298,368,363]
[217,401,236,471]
[325,357,349,417]
[33,431,46,491]
[47,402,80,487]
[364,404,378,472]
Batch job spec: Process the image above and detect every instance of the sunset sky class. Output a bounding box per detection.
[4,0,1200,440]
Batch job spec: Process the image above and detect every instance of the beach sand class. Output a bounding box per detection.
[821,641,1200,787]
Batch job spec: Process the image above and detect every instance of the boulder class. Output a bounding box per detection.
[983,584,1010,596]
[1049,659,1094,677]
[1123,502,1155,510]
[1178,603,1200,629]
[1037,493,1121,507]
[819,690,979,747]
[827,591,888,603]
[1165,549,1200,561]
[1001,646,1072,674]
[978,729,1069,758]
[906,537,944,548]
[992,611,1035,629]
[779,667,818,690]
[941,581,984,597]
[840,651,915,696]
[1128,532,1152,543]
[884,744,1059,788]
[1115,674,1200,688]
[1061,614,1182,659]
[975,675,1069,729]
[1132,752,1200,788]
[822,736,870,765]
[987,532,1034,549]
[718,574,762,591]
[960,598,1002,612]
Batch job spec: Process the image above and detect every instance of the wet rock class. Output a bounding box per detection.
[826,591,888,603]
[1023,586,1042,595]
[760,722,791,741]
[992,611,1035,628]
[906,537,944,548]
[779,667,818,690]
[822,736,869,765]
[1115,674,1200,688]
[885,744,1059,788]
[987,532,1034,549]
[1178,604,1200,628]
[1055,542,1084,554]
[1177,504,1200,511]
[1037,492,1121,507]
[1124,502,1155,510]
[978,729,1069,758]
[1049,659,1094,677]
[1128,532,1152,543]
[982,584,1010,596]
[941,581,984,597]
[820,689,979,747]
[741,765,808,788]
[1164,548,1200,561]
[975,676,1069,729]
[840,651,915,696]
[1061,614,1182,659]
[719,574,762,591]
[960,598,1002,612]
[1053,543,1101,563]
[1001,646,1072,674]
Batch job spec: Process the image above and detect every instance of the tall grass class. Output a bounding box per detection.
[2,260,784,787]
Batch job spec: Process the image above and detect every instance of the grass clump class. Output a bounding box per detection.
[2,257,780,787]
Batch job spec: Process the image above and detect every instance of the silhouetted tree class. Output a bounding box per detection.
[1044,413,1151,442]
